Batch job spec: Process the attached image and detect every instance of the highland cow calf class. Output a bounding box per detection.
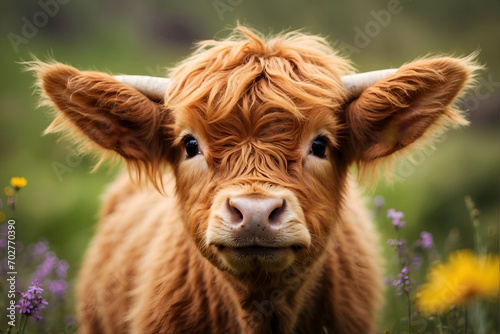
[34,26,477,333]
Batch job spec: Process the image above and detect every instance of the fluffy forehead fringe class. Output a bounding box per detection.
[166,25,354,122]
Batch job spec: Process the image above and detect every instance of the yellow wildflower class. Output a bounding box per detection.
[10,177,27,190]
[4,186,13,197]
[415,249,499,315]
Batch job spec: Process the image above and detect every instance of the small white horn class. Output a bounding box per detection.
[114,75,170,100]
[341,69,398,98]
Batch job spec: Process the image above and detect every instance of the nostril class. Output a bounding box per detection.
[269,200,285,226]
[228,196,285,228]
[227,199,244,225]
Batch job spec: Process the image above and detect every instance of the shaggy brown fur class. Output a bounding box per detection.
[32,26,479,333]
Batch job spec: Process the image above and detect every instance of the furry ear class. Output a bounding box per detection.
[30,61,173,185]
[344,56,480,162]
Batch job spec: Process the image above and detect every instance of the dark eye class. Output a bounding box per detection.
[310,137,327,158]
[184,137,199,158]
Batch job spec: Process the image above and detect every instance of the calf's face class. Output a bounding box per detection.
[173,101,346,275]
[164,36,353,276]
[33,28,477,283]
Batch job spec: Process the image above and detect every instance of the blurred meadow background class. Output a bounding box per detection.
[0,0,498,332]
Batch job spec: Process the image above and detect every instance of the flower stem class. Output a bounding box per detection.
[405,291,412,334]
[464,303,469,334]
[453,307,458,333]
[437,314,443,334]
[8,192,16,219]
[17,315,28,334]
[465,196,482,255]
[439,312,456,334]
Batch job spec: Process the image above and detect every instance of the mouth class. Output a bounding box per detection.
[216,244,303,257]
[213,243,304,272]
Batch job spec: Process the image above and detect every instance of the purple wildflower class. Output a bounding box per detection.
[49,279,68,298]
[33,252,58,281]
[393,220,406,228]
[419,231,434,249]
[412,253,422,270]
[393,266,412,295]
[21,290,35,300]
[387,208,406,229]
[387,208,404,220]
[56,259,69,278]
[32,240,49,256]
[28,280,44,294]
[16,299,31,314]
[16,280,48,320]
[36,296,48,310]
